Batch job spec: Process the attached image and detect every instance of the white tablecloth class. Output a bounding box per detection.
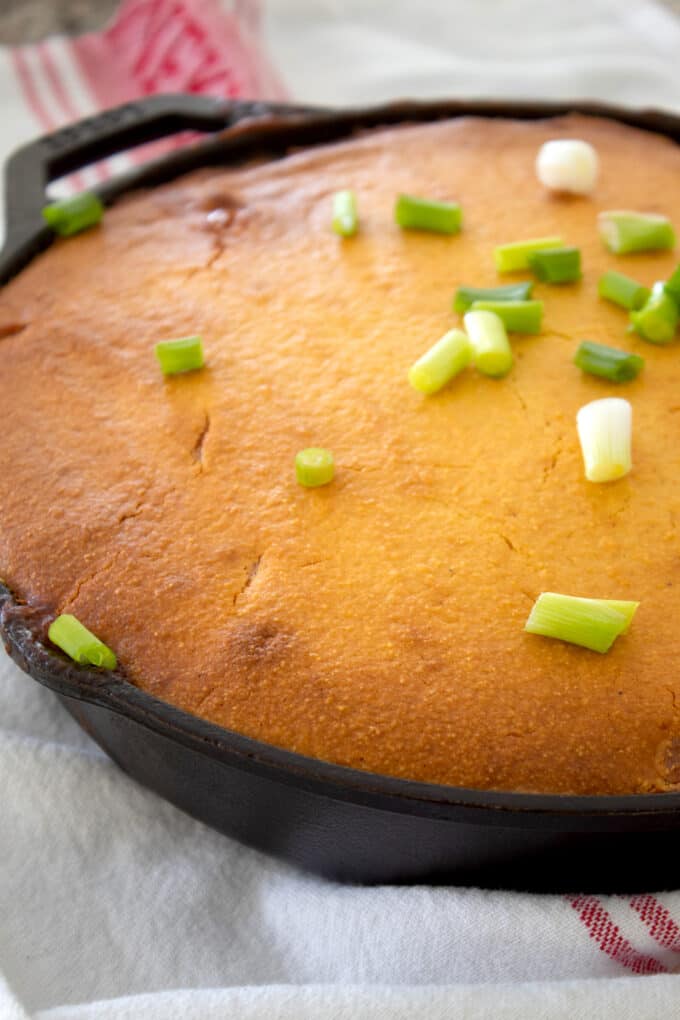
[2,1,680,1017]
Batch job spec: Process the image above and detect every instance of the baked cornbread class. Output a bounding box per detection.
[1,113,679,796]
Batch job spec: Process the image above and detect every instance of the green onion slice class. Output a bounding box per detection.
[573,341,644,383]
[535,139,599,195]
[332,190,359,237]
[463,310,513,378]
[598,270,650,311]
[664,264,680,304]
[469,299,543,334]
[295,447,335,487]
[527,246,581,284]
[48,614,117,669]
[525,592,639,654]
[629,288,679,345]
[598,210,676,254]
[408,329,471,395]
[576,397,632,483]
[42,191,104,237]
[155,335,205,375]
[394,194,462,235]
[494,236,563,273]
[453,282,533,314]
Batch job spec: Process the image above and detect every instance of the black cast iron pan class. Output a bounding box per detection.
[2,93,680,892]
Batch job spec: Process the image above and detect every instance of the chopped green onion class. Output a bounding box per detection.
[573,341,644,383]
[525,592,639,654]
[527,246,581,284]
[48,614,117,669]
[598,270,650,311]
[332,190,358,237]
[664,264,680,304]
[469,299,543,334]
[463,310,513,378]
[535,139,599,195]
[295,447,335,487]
[408,329,471,395]
[394,194,462,234]
[42,191,104,237]
[598,210,676,254]
[576,397,632,483]
[155,335,204,375]
[453,281,533,314]
[494,236,563,273]
[629,288,679,345]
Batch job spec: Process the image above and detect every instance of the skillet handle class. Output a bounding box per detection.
[32,93,293,178]
[0,93,307,285]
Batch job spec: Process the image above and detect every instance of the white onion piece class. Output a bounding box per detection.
[576,397,632,483]
[536,139,599,195]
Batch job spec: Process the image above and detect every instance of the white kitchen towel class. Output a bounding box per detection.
[2,1,680,1018]
[263,0,680,109]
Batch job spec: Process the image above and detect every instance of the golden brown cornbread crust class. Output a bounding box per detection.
[1,113,680,795]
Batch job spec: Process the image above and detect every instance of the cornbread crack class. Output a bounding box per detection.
[192,411,211,467]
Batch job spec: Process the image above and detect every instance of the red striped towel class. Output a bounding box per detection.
[4,0,286,197]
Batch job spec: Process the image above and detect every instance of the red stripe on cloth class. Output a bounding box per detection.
[630,895,680,953]
[72,0,287,115]
[11,47,54,130]
[71,0,286,171]
[568,896,668,975]
[112,0,246,97]
[38,42,109,183]
[11,47,86,192]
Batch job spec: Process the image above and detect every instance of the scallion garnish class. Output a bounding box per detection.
[469,299,543,334]
[295,448,335,487]
[576,397,632,483]
[525,592,639,654]
[664,264,680,304]
[629,287,679,345]
[463,310,513,378]
[598,210,676,254]
[598,270,650,311]
[453,282,533,314]
[494,236,563,273]
[408,329,471,395]
[48,614,117,669]
[573,341,644,383]
[394,194,462,235]
[42,192,104,237]
[155,335,205,375]
[527,246,581,284]
[535,139,599,195]
[332,190,359,237]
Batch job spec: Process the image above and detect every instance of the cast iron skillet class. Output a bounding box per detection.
[2,94,680,892]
